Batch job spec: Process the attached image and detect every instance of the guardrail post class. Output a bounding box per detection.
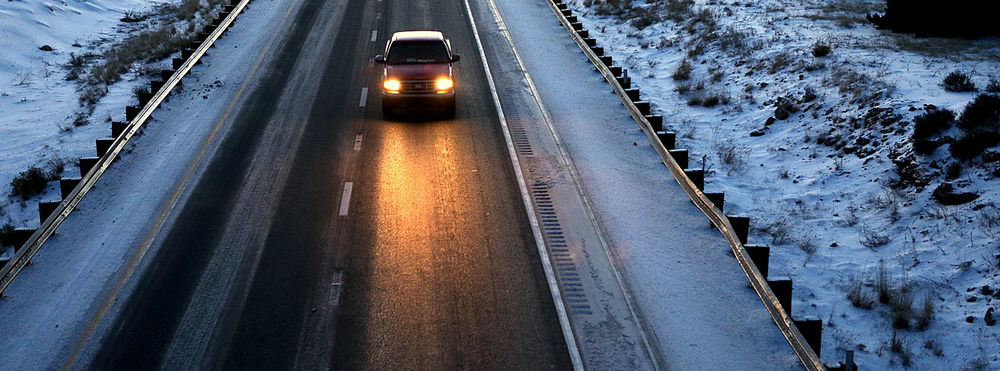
[578,30,589,38]
[645,115,662,131]
[557,3,567,10]
[112,121,128,139]
[561,9,572,16]
[181,48,194,59]
[60,178,81,200]
[625,88,640,101]
[13,228,35,254]
[744,244,769,278]
[173,58,185,70]
[634,101,650,115]
[591,46,604,57]
[126,106,140,121]
[727,215,749,244]
[794,317,822,357]
[565,15,577,23]
[150,80,165,94]
[768,277,792,316]
[599,56,612,66]
[79,157,99,176]
[656,131,675,150]
[684,169,704,191]
[571,22,584,31]
[583,37,596,47]
[668,149,687,169]
[704,192,724,212]
[138,91,153,106]
[608,65,622,76]
[39,201,60,222]
[96,138,114,157]
[616,75,630,89]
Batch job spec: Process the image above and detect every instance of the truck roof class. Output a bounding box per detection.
[391,31,445,42]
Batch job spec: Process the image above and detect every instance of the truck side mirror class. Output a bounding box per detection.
[451,54,461,62]
[375,55,385,64]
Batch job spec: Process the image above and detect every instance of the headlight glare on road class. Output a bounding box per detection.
[383,79,401,92]
[436,78,453,91]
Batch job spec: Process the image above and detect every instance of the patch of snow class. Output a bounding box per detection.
[568,0,1000,368]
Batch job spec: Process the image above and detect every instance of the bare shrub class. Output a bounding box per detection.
[759,219,791,245]
[812,42,831,57]
[673,59,692,80]
[987,78,1000,93]
[978,205,1000,238]
[950,93,1000,159]
[45,157,66,180]
[717,27,746,53]
[121,9,147,23]
[714,140,749,174]
[663,0,695,22]
[942,70,977,92]
[68,53,88,68]
[915,293,934,330]
[848,275,874,309]
[877,260,890,303]
[890,286,913,329]
[860,224,890,249]
[675,83,692,94]
[9,167,48,200]
[924,340,944,356]
[912,108,955,139]
[768,52,791,74]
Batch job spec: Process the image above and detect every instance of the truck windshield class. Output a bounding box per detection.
[386,41,449,64]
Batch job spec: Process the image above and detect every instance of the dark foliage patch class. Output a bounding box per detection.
[0,223,14,247]
[867,0,1000,37]
[10,167,48,200]
[912,108,954,140]
[943,71,977,93]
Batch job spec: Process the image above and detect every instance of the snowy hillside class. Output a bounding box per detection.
[0,0,224,257]
[570,0,1000,368]
[0,0,166,239]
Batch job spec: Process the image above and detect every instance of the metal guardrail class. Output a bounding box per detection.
[541,1,825,370]
[0,0,252,297]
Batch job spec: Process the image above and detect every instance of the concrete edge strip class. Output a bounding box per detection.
[541,1,825,370]
[462,0,585,369]
[0,0,251,296]
[479,0,663,368]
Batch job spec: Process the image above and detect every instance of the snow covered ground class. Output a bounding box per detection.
[0,0,174,237]
[567,0,1000,368]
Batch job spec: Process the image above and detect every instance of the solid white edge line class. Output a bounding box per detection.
[359,87,368,107]
[370,30,377,42]
[482,0,664,368]
[339,182,353,216]
[461,0,584,369]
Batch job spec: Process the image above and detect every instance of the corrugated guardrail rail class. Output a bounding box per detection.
[541,0,826,370]
[0,0,252,297]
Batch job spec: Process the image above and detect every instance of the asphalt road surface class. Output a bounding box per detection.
[88,0,572,369]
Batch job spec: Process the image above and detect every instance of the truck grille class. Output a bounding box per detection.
[400,80,435,93]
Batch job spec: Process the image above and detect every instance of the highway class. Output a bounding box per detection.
[89,0,572,369]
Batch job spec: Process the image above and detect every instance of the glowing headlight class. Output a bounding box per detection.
[383,79,400,91]
[436,78,454,90]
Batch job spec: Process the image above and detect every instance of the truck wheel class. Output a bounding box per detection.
[382,103,394,119]
[443,100,456,119]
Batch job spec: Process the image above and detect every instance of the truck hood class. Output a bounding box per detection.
[385,63,451,80]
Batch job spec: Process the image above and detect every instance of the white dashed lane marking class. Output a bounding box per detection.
[339,182,353,216]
